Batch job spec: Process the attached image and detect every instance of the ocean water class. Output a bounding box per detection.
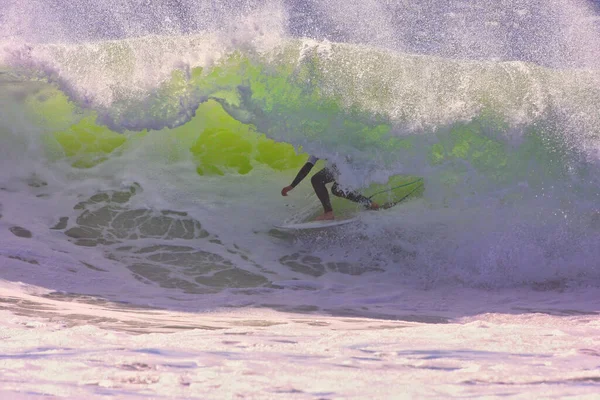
[1,0,600,398]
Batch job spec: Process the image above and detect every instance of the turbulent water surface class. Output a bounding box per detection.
[1,0,600,398]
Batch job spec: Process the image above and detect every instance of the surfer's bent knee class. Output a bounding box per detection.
[332,183,373,208]
[331,183,344,198]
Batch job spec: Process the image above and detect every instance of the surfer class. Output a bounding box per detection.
[281,155,379,221]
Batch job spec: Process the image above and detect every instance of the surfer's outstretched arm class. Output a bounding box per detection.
[281,157,318,196]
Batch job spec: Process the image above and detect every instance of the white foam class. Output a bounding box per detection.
[1,280,599,398]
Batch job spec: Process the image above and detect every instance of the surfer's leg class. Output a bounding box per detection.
[311,168,336,218]
[331,183,379,210]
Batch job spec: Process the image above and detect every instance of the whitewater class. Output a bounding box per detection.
[1,0,600,398]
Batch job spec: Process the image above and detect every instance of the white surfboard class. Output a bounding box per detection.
[273,217,358,231]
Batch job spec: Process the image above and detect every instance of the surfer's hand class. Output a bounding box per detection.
[281,186,293,196]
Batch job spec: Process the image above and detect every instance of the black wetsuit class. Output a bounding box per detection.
[290,156,373,213]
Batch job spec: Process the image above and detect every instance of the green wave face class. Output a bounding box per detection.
[11,38,600,207]
[24,72,308,174]
[17,44,409,182]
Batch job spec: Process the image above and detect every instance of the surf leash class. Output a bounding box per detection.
[366,177,424,200]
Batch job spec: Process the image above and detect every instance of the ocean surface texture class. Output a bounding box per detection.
[1,0,600,398]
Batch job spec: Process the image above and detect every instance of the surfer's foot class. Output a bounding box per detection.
[368,202,380,210]
[315,211,335,221]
